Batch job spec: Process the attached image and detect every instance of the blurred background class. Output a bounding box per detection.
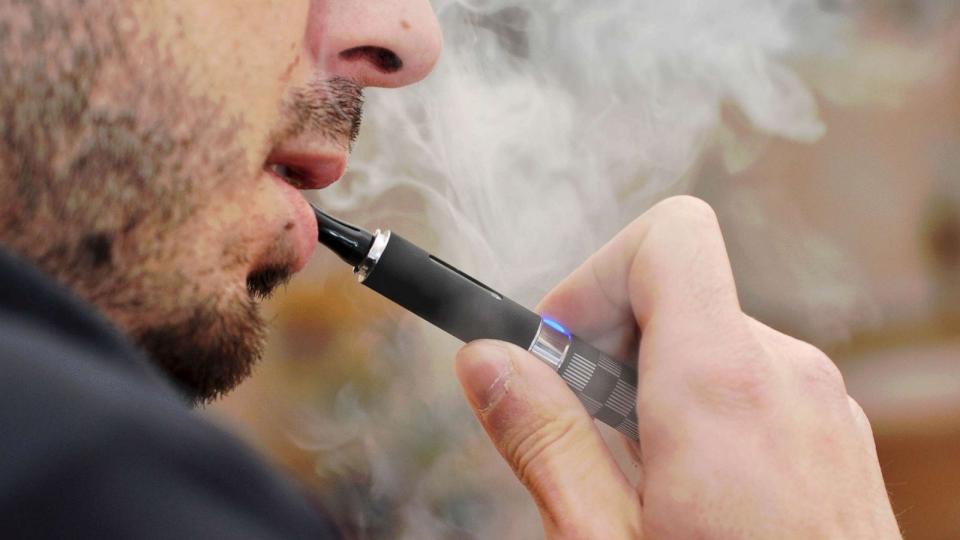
[210,1,960,538]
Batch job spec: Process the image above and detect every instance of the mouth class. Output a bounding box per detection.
[264,149,347,191]
[244,148,347,299]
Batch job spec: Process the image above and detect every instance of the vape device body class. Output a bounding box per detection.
[314,207,639,440]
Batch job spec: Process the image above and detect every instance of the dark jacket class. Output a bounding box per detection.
[0,248,340,538]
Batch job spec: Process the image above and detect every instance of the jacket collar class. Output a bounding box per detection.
[0,247,171,388]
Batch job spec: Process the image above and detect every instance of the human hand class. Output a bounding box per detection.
[454,196,901,539]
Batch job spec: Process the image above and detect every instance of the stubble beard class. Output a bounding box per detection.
[0,1,363,403]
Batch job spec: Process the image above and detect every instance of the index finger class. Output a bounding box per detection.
[537,196,742,359]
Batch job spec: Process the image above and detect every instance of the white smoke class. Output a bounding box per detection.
[302,1,863,537]
[320,0,844,304]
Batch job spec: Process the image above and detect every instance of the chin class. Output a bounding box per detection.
[133,286,268,404]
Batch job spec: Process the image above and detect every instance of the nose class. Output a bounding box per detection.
[308,0,443,88]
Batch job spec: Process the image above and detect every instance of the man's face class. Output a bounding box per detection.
[0,0,441,402]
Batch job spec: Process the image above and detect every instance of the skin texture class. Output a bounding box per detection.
[0,0,441,402]
[0,1,902,536]
[456,196,903,539]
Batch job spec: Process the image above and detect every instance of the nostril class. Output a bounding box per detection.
[339,46,404,74]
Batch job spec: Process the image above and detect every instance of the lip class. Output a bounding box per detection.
[261,137,348,275]
[265,148,347,190]
[264,167,319,274]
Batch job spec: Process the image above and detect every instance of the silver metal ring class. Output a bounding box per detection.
[528,319,572,371]
[356,230,391,282]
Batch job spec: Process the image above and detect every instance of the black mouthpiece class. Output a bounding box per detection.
[311,205,375,267]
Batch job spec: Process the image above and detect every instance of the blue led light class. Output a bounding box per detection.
[542,317,570,336]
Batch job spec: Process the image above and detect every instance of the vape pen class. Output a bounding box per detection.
[312,205,639,440]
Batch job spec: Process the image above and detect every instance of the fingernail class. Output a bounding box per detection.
[457,341,513,410]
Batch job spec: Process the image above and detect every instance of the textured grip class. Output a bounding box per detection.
[558,337,639,440]
[528,319,639,440]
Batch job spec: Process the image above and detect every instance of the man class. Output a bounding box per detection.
[0,1,901,538]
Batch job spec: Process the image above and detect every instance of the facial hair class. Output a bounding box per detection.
[0,1,364,403]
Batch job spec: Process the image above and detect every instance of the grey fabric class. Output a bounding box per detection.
[0,248,341,539]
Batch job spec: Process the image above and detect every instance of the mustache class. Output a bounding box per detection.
[281,76,365,148]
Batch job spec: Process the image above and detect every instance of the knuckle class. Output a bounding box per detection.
[847,395,868,422]
[651,195,719,229]
[631,196,724,273]
[847,396,877,440]
[692,359,775,412]
[793,342,847,397]
[685,335,779,413]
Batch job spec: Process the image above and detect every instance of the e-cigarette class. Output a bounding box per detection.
[312,205,639,440]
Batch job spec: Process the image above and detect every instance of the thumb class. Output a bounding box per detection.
[455,340,642,538]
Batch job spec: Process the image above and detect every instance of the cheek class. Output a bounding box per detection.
[193,179,280,255]
[203,184,266,235]
[141,1,309,169]
[225,1,311,108]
